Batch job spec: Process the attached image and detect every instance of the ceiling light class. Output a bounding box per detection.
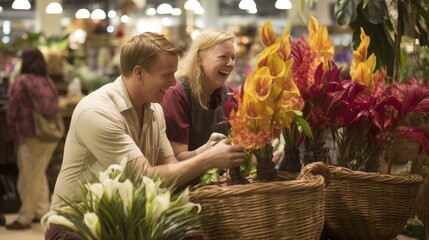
[91,9,106,20]
[275,0,292,10]
[157,3,173,14]
[171,8,182,16]
[108,10,116,18]
[3,21,11,35]
[12,0,31,10]
[184,0,201,11]
[46,2,63,14]
[145,7,156,16]
[247,7,257,14]
[75,8,90,19]
[238,0,255,10]
[120,15,129,23]
[194,6,204,15]
[0,6,3,12]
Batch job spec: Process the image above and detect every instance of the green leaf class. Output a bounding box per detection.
[296,115,314,142]
[350,6,395,77]
[335,0,362,25]
[362,0,389,24]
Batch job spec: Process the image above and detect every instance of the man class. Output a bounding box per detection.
[44,32,247,239]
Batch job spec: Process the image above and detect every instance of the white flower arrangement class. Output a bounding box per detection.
[46,164,202,240]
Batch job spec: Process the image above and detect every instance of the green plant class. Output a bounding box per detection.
[45,164,201,240]
[335,0,429,82]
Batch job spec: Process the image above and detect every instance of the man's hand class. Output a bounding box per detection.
[206,139,247,169]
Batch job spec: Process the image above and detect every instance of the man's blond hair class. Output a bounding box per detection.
[120,32,183,77]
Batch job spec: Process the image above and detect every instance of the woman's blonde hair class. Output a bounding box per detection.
[176,29,234,109]
[120,32,183,77]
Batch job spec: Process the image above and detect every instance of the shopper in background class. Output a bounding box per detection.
[43,32,246,239]
[161,29,246,187]
[6,47,60,230]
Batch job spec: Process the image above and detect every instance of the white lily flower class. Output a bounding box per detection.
[102,177,118,202]
[84,212,101,238]
[118,179,134,215]
[47,215,77,231]
[171,187,192,209]
[142,176,156,201]
[89,183,104,208]
[152,191,171,221]
[183,202,202,214]
[99,164,124,182]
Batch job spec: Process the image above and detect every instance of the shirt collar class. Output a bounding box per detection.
[111,76,155,114]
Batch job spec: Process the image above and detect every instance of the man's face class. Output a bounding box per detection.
[141,52,178,103]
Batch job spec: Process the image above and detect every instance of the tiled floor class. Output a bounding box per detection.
[0,213,419,240]
[0,214,44,240]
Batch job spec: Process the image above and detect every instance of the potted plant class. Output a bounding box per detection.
[324,27,429,240]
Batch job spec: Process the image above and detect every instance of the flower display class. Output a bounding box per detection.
[229,21,305,181]
[230,16,429,175]
[46,164,201,240]
[334,28,429,172]
[285,16,344,168]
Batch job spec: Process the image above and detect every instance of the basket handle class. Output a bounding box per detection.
[298,162,331,187]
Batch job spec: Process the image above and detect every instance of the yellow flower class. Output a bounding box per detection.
[278,32,291,60]
[229,20,305,152]
[308,16,334,67]
[352,28,371,67]
[260,21,277,47]
[251,67,273,101]
[240,91,265,119]
[350,28,378,91]
[274,60,297,92]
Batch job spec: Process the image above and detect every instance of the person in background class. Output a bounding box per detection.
[6,47,60,230]
[43,32,247,240]
[161,29,247,187]
[0,214,5,226]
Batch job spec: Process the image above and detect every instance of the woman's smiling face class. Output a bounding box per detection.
[201,40,236,90]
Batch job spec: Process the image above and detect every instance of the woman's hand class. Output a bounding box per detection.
[196,133,227,155]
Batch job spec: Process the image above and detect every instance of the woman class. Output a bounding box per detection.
[161,29,246,187]
[6,47,60,230]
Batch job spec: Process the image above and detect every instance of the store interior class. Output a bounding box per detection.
[0,0,428,239]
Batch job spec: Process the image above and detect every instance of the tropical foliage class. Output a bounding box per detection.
[334,27,429,172]
[334,0,429,82]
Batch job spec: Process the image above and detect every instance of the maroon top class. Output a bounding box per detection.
[7,73,59,144]
[161,81,237,145]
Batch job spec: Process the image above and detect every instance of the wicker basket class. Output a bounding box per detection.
[190,162,330,240]
[325,166,423,240]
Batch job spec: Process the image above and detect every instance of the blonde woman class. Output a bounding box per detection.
[162,29,246,187]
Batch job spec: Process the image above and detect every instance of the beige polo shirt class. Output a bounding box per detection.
[49,76,174,212]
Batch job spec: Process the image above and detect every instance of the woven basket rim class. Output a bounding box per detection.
[191,174,325,197]
[329,165,423,184]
